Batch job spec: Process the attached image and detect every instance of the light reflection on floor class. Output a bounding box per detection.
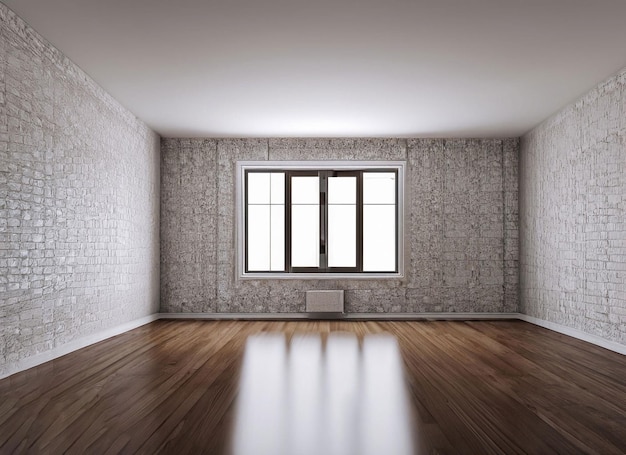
[232,332,414,455]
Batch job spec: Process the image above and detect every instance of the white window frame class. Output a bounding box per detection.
[236,161,406,280]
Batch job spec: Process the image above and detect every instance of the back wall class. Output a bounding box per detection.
[160,138,518,314]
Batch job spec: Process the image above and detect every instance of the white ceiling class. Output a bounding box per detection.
[4,0,626,138]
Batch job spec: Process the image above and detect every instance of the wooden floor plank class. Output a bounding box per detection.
[1,320,625,454]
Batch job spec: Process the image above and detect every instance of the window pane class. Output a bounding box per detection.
[328,176,356,204]
[270,173,285,204]
[363,205,396,271]
[292,205,319,267]
[328,205,356,267]
[270,205,285,271]
[363,172,396,204]
[292,176,319,204]
[247,205,270,271]
[248,173,271,204]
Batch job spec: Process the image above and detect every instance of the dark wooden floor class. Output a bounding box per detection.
[1,320,625,454]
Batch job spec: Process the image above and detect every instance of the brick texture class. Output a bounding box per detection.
[520,67,626,345]
[0,4,160,376]
[160,138,519,314]
[160,139,217,312]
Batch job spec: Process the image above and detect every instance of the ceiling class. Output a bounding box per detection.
[4,0,626,138]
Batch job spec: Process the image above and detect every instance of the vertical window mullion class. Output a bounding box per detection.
[357,171,363,272]
[285,171,292,273]
[319,171,328,271]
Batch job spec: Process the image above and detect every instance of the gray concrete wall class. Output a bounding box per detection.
[520,67,626,345]
[0,4,160,376]
[161,138,518,314]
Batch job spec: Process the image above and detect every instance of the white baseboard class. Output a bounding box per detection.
[160,312,625,355]
[158,312,519,321]
[0,314,159,380]
[160,312,311,320]
[518,314,626,356]
[4,311,624,380]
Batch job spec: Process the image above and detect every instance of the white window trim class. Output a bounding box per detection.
[236,160,406,280]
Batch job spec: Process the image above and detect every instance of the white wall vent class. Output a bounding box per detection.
[306,290,345,313]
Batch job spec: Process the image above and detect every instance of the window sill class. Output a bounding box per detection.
[239,272,404,280]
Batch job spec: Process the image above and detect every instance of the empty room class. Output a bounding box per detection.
[1,0,625,453]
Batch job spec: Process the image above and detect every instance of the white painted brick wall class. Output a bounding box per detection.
[520,66,626,345]
[0,4,160,376]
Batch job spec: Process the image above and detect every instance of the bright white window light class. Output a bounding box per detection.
[363,205,396,272]
[246,172,285,271]
[327,176,357,267]
[363,172,396,272]
[291,176,320,267]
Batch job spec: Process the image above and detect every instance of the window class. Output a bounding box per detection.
[237,161,405,279]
